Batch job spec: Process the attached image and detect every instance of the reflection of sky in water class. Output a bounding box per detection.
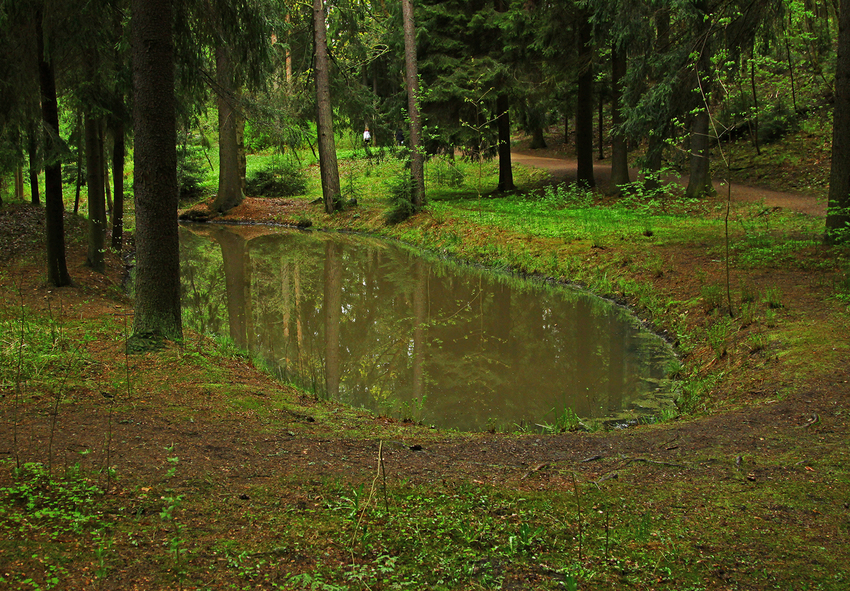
[180,226,678,432]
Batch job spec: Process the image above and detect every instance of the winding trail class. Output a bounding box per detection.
[511,149,828,217]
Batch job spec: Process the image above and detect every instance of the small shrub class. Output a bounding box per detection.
[541,183,594,208]
[740,281,758,304]
[245,159,308,197]
[748,332,768,353]
[429,156,465,188]
[384,174,415,224]
[700,283,724,312]
[763,286,784,309]
[739,301,759,327]
[177,146,208,202]
[706,317,734,359]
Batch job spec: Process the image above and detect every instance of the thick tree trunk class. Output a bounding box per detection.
[131,0,182,341]
[610,45,630,191]
[575,10,595,188]
[313,0,341,214]
[827,0,850,241]
[110,118,124,250]
[496,93,515,192]
[402,0,425,208]
[530,126,547,150]
[36,7,71,287]
[212,45,244,213]
[85,116,106,273]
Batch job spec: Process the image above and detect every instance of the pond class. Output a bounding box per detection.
[179,225,678,432]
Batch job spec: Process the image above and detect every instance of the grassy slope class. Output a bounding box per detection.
[1,126,849,589]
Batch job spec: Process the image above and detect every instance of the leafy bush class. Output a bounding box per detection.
[245,159,307,197]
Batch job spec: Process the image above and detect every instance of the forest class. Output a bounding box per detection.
[1,0,849,589]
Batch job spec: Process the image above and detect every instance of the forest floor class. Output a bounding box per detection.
[0,135,849,590]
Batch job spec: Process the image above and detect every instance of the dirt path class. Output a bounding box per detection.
[511,150,828,217]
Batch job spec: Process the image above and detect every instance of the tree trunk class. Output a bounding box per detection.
[750,58,760,155]
[131,0,182,342]
[212,45,244,213]
[85,116,106,273]
[236,113,247,194]
[827,0,850,241]
[530,126,547,149]
[402,0,425,208]
[496,93,515,192]
[686,4,714,200]
[27,127,39,205]
[597,94,604,160]
[110,118,125,250]
[610,45,630,191]
[14,165,24,200]
[36,7,71,288]
[313,0,341,214]
[686,109,713,198]
[103,127,112,222]
[575,10,595,188]
[643,133,665,190]
[74,113,82,214]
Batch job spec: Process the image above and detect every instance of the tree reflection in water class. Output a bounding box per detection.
[179,225,677,432]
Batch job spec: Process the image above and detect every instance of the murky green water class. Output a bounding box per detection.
[180,225,678,431]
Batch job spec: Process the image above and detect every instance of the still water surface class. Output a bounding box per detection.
[180,225,677,431]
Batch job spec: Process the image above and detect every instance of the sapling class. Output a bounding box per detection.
[14,275,25,469]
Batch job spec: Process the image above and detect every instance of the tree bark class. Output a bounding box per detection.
[131,0,182,341]
[236,113,247,194]
[110,118,125,250]
[827,0,850,241]
[212,45,244,213]
[85,116,106,273]
[74,113,82,215]
[685,108,713,198]
[530,126,547,149]
[496,93,515,192]
[27,127,39,205]
[36,6,71,287]
[313,0,341,214]
[609,45,630,191]
[643,132,664,190]
[15,165,24,200]
[402,0,425,208]
[686,1,714,199]
[575,10,595,188]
